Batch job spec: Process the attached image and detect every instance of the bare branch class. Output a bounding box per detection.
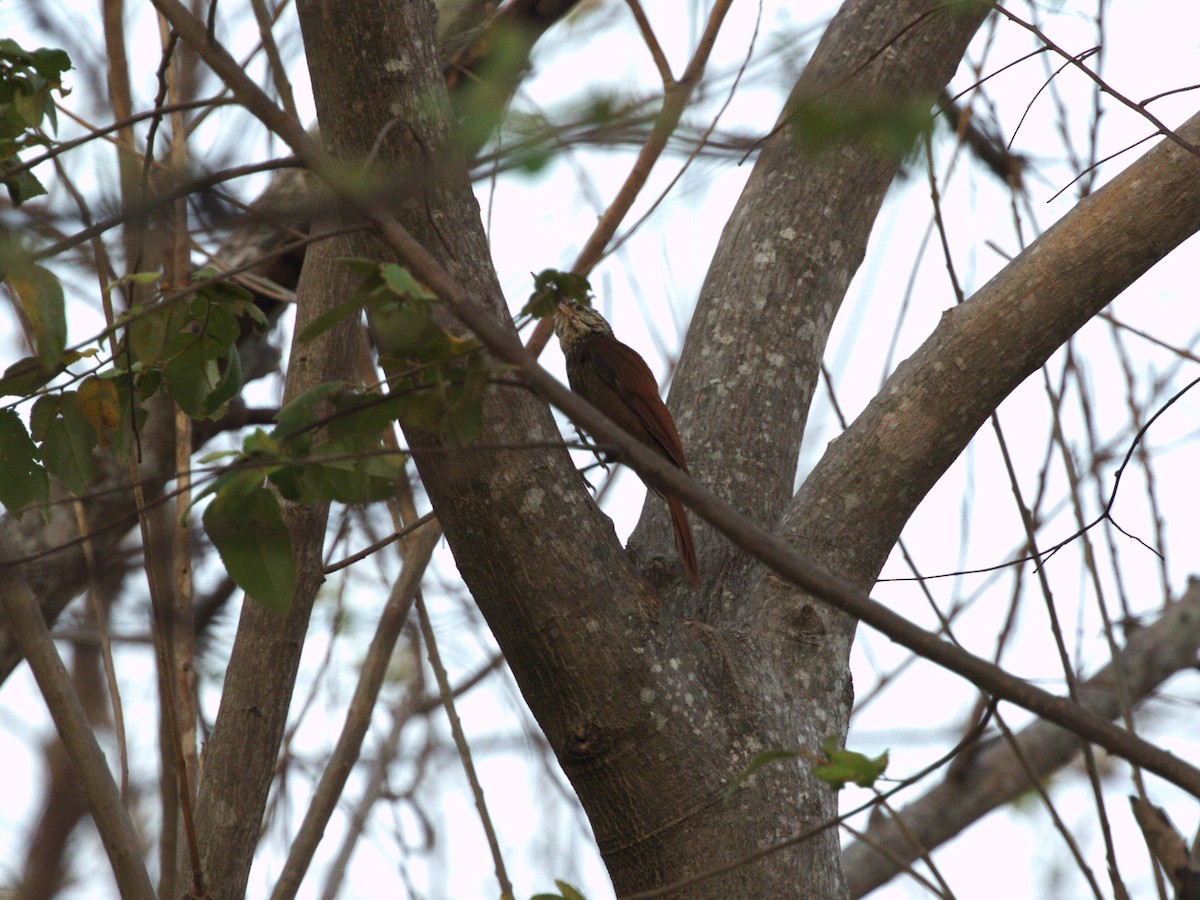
[843,581,1200,896]
[0,534,155,900]
[270,520,440,900]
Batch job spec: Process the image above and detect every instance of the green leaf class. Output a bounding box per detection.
[323,390,408,443]
[369,295,439,359]
[529,884,587,900]
[189,293,242,348]
[722,749,803,802]
[270,443,402,505]
[7,262,66,371]
[273,381,348,451]
[12,87,49,127]
[240,299,269,329]
[191,458,280,509]
[160,310,240,418]
[28,47,72,83]
[297,294,367,345]
[196,448,240,466]
[338,257,385,280]
[379,263,436,300]
[109,270,162,290]
[128,300,186,367]
[62,347,99,364]
[241,428,282,457]
[32,392,96,494]
[134,367,161,401]
[203,484,296,614]
[510,143,554,176]
[0,409,48,515]
[202,345,242,417]
[162,344,221,418]
[443,396,484,444]
[788,96,931,160]
[813,736,888,791]
[191,268,254,306]
[0,355,57,396]
[523,269,592,319]
[3,165,46,206]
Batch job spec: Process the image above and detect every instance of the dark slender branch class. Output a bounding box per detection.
[270,521,440,900]
[844,581,1200,895]
[33,156,303,264]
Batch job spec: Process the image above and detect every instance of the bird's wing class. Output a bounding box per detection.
[586,337,691,474]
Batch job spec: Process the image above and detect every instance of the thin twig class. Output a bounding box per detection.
[524,0,735,358]
[416,594,513,899]
[625,0,674,84]
[270,520,440,900]
[249,0,300,124]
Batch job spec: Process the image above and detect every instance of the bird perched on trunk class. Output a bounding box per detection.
[554,299,699,588]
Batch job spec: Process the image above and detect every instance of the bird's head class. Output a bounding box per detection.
[555,300,613,351]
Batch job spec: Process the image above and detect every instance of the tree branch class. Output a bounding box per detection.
[0,534,155,900]
[269,520,440,900]
[782,106,1200,588]
[843,579,1200,896]
[631,0,992,609]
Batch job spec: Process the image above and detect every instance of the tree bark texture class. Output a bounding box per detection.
[7,0,1197,896]
[295,0,990,896]
[190,228,361,897]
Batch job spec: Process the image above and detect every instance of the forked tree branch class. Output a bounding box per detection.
[360,196,1200,799]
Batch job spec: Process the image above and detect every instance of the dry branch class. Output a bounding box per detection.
[843,581,1200,897]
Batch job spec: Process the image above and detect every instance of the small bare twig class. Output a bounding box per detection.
[416,594,513,899]
[270,520,441,900]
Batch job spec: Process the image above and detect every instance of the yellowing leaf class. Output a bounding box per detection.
[76,376,120,450]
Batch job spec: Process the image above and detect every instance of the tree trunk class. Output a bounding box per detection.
[293,0,989,895]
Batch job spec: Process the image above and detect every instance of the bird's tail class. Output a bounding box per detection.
[667,495,699,588]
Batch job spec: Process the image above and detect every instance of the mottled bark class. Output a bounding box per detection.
[295,1,989,896]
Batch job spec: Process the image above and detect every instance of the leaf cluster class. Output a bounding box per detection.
[196,381,409,614]
[304,258,497,444]
[124,268,267,420]
[198,255,508,612]
[0,38,71,205]
[0,265,265,518]
[522,268,593,320]
[0,253,506,617]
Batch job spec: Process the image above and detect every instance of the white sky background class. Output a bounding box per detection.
[1,1,1199,898]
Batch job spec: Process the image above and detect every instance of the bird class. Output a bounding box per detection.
[554,299,699,588]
